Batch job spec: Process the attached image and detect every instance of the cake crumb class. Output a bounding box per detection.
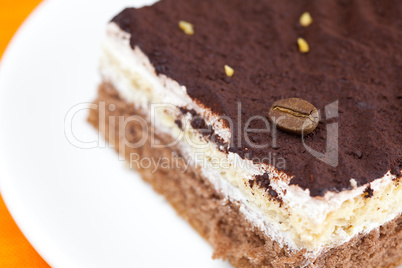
[363,186,374,198]
[179,20,194,35]
[297,38,310,53]
[300,12,313,27]
[350,179,357,189]
[225,65,234,77]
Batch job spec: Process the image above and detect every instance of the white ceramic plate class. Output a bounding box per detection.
[0,0,231,267]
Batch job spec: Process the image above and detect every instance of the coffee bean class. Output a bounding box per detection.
[268,98,319,135]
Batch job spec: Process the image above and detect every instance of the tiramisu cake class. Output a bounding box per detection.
[88,0,402,267]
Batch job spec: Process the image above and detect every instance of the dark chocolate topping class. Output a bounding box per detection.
[112,0,402,196]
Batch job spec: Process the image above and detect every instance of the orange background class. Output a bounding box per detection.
[0,0,50,266]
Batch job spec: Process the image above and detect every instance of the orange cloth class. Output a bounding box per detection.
[0,0,50,266]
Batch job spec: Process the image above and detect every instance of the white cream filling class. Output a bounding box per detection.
[99,22,402,260]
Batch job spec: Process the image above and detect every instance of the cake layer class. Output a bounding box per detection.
[88,82,402,268]
[97,23,402,253]
[111,0,402,196]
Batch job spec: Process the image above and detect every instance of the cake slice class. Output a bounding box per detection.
[88,0,402,267]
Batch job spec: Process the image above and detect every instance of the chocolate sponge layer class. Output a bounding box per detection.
[88,83,402,268]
